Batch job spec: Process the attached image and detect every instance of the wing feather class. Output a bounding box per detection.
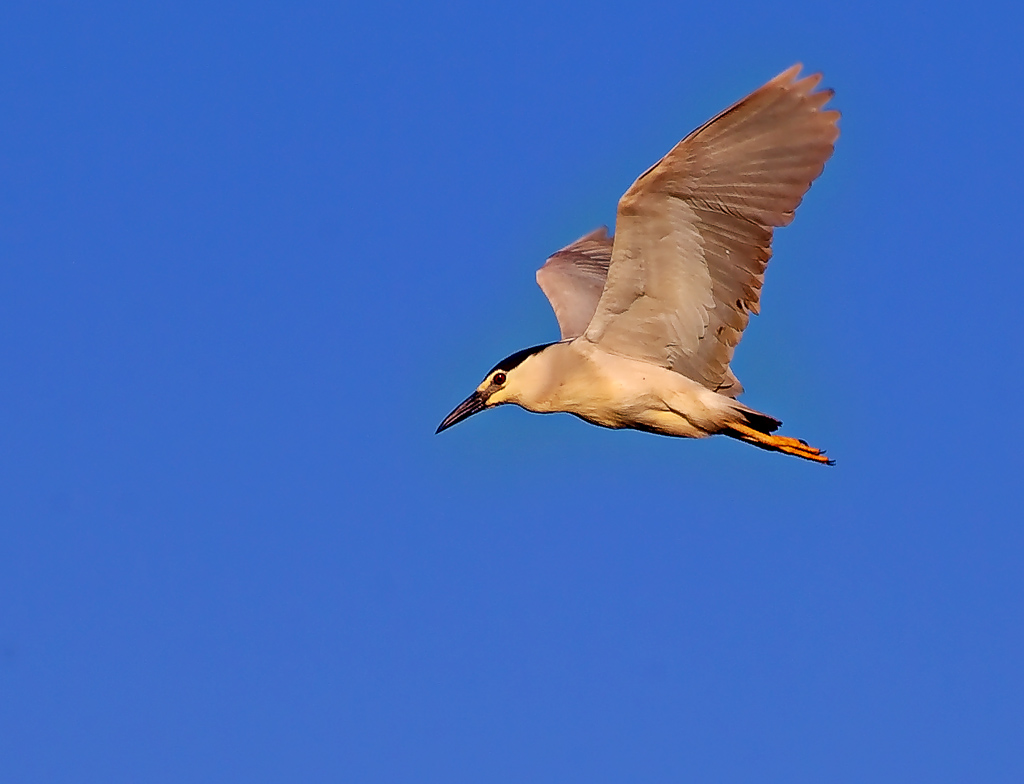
[536,227,614,339]
[583,65,839,394]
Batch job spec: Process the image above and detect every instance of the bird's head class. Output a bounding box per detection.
[436,342,555,433]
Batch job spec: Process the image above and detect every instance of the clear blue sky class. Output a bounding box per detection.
[3,1,1022,781]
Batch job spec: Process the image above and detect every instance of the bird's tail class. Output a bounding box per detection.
[724,403,834,466]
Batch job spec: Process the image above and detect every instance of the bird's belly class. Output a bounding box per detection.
[572,399,708,439]
[546,361,712,439]
[567,390,664,430]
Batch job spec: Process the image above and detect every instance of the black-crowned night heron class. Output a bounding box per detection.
[437,65,839,465]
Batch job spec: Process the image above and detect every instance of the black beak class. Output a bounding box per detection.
[436,391,486,434]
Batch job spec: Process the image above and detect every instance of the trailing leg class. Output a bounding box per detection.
[726,421,835,466]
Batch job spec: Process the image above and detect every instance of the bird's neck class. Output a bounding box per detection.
[508,341,593,414]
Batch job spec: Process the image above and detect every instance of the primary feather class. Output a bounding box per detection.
[580,64,839,392]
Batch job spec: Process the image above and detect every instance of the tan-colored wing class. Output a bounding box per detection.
[583,64,839,393]
[536,227,614,339]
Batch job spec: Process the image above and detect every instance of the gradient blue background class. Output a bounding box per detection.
[3,1,1022,781]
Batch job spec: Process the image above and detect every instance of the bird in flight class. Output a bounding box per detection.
[437,65,839,465]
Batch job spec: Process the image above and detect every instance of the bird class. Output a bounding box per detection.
[436,64,839,465]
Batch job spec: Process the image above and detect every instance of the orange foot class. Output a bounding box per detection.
[727,422,835,466]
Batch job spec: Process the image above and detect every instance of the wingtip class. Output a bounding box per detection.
[777,63,803,82]
[774,64,834,100]
[795,71,824,93]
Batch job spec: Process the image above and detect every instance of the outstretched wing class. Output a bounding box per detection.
[536,227,614,339]
[583,64,839,393]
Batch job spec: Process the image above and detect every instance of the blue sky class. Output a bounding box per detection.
[3,1,1023,781]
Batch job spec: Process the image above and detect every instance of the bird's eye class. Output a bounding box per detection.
[493,372,506,386]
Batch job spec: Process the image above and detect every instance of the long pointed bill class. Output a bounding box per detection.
[436,391,486,434]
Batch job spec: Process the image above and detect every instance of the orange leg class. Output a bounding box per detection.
[727,422,835,466]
